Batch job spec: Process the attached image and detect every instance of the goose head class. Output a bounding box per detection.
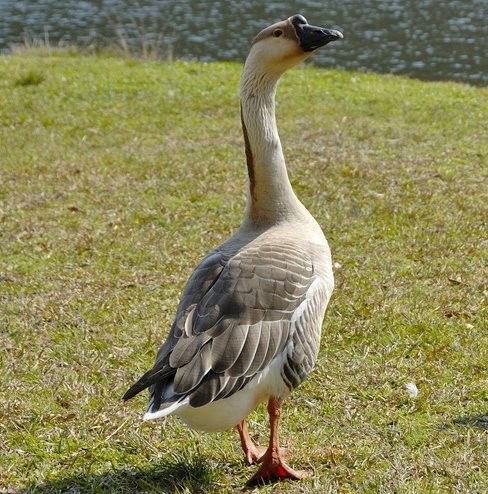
[248,14,343,75]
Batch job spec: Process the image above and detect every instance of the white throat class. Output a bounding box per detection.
[239,53,307,224]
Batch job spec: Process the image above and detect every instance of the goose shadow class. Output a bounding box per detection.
[21,454,217,494]
[452,413,488,430]
[437,412,488,431]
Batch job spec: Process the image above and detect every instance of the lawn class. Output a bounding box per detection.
[0,52,487,493]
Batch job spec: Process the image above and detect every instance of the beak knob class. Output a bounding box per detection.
[291,14,343,52]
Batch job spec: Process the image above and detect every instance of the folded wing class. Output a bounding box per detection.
[123,239,328,412]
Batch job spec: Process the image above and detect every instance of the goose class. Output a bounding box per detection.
[123,14,342,484]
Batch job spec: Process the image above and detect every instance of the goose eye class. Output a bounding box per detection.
[273,29,283,37]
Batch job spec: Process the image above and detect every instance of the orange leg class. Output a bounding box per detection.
[236,420,266,465]
[247,397,306,485]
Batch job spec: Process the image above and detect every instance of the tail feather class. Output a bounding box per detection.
[123,365,175,401]
[143,397,187,421]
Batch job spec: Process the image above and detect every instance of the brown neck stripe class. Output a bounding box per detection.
[240,104,256,202]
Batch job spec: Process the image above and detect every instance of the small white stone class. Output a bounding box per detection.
[333,262,342,269]
[404,382,419,398]
[465,323,474,329]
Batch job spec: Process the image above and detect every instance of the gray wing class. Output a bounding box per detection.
[123,239,329,411]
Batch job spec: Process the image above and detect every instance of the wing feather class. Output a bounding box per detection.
[227,322,262,377]
[124,237,331,413]
[210,321,248,372]
[189,372,223,407]
[173,341,212,394]
[169,330,210,368]
[243,321,269,377]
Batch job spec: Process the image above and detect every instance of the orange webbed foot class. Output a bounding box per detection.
[247,450,308,485]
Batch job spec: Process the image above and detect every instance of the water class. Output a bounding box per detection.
[0,0,486,85]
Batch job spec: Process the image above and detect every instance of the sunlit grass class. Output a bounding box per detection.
[1,52,487,493]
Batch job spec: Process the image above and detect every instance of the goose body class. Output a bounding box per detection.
[143,221,333,431]
[124,14,342,483]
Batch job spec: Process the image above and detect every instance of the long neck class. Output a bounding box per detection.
[239,59,304,224]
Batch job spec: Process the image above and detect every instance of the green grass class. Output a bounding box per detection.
[0,52,487,493]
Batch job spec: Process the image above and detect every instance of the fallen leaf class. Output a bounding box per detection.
[61,413,76,422]
[448,277,464,285]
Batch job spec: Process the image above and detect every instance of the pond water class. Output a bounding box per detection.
[0,0,486,85]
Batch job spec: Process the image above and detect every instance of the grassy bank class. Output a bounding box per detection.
[1,53,487,493]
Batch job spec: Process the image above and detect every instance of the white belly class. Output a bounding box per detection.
[174,350,291,432]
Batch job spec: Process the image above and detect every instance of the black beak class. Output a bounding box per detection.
[291,14,343,52]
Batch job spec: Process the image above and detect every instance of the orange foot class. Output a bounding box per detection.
[255,447,289,464]
[247,454,307,485]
